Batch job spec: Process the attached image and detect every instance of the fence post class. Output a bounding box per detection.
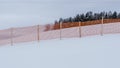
[79,21,82,38]
[37,25,40,42]
[60,22,62,40]
[10,28,13,46]
[101,17,104,36]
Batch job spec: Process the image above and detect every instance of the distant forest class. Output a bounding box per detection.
[54,11,120,24]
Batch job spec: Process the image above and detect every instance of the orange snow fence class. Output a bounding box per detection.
[0,19,120,46]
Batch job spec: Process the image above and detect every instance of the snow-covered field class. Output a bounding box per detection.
[0,34,120,68]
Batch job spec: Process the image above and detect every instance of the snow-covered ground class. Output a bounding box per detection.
[0,34,120,68]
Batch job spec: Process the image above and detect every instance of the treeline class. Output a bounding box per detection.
[54,11,120,24]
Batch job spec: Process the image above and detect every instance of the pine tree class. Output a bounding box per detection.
[59,18,63,23]
[80,14,85,22]
[112,11,117,19]
[74,14,80,22]
[56,11,120,24]
[118,13,120,18]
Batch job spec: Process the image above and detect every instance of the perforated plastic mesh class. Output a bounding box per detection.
[81,24,101,37]
[13,26,38,44]
[61,27,80,38]
[40,29,60,40]
[0,22,120,46]
[103,22,120,34]
[0,29,11,46]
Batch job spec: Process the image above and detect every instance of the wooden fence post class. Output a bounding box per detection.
[11,28,13,46]
[60,22,62,40]
[37,25,40,42]
[79,21,82,38]
[101,17,104,36]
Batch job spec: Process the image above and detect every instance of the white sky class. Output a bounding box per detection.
[0,0,120,29]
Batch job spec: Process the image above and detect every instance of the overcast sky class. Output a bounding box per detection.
[0,0,120,29]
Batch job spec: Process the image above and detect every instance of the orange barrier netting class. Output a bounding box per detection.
[103,22,120,34]
[0,19,120,46]
[81,24,101,37]
[13,26,38,44]
[0,29,11,45]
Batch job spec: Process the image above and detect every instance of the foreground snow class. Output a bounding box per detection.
[0,34,120,68]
